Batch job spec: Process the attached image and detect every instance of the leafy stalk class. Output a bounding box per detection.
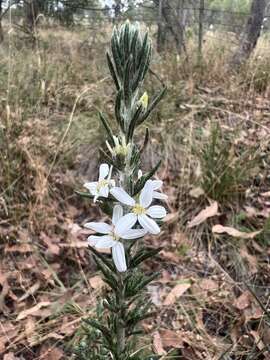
[75,21,166,360]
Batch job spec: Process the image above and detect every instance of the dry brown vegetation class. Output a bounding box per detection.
[0,24,270,359]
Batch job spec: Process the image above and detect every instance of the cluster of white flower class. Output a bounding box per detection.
[84,163,167,273]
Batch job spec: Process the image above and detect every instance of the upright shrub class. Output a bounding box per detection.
[75,21,166,359]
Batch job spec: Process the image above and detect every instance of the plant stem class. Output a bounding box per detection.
[117,272,126,357]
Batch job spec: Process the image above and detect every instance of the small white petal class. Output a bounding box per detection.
[122,228,147,239]
[112,243,127,272]
[108,165,113,180]
[110,187,135,206]
[138,169,143,178]
[112,205,123,225]
[99,163,109,180]
[110,179,116,188]
[146,205,167,219]
[138,214,160,235]
[115,213,137,236]
[88,235,101,246]
[153,191,168,200]
[99,185,109,198]
[94,235,115,249]
[84,222,112,234]
[152,180,163,190]
[84,181,98,195]
[139,180,154,208]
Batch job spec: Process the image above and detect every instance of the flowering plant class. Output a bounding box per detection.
[76,21,166,359]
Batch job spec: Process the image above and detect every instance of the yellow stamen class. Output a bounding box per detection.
[97,179,108,191]
[132,204,146,215]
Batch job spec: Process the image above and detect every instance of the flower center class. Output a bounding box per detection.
[97,179,108,191]
[110,232,120,241]
[115,144,129,156]
[132,204,146,215]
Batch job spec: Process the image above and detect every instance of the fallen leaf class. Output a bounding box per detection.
[5,243,33,253]
[261,191,270,197]
[164,282,191,305]
[3,353,17,360]
[18,281,40,302]
[153,331,166,355]
[89,275,104,290]
[160,329,183,348]
[164,212,178,224]
[160,250,180,263]
[240,247,258,274]
[189,187,204,198]
[41,232,60,255]
[40,345,64,360]
[234,291,250,310]
[212,225,261,239]
[188,202,218,228]
[16,302,51,320]
[199,279,218,291]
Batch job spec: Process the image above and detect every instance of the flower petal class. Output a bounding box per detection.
[115,213,137,237]
[152,180,163,190]
[84,222,112,234]
[87,235,101,246]
[121,228,147,239]
[110,187,135,206]
[99,163,109,180]
[138,214,160,235]
[94,235,115,249]
[153,191,168,200]
[112,243,127,272]
[139,180,154,208]
[84,181,98,195]
[112,205,123,226]
[146,205,167,219]
[99,185,109,198]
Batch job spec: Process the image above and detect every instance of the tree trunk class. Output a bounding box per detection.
[231,0,267,67]
[155,0,187,54]
[0,0,4,43]
[24,0,40,32]
[157,0,167,52]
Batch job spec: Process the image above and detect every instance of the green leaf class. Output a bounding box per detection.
[127,103,143,142]
[123,56,133,108]
[106,52,120,91]
[130,247,162,268]
[98,112,114,144]
[139,127,150,154]
[115,90,125,132]
[111,29,123,79]
[89,246,115,273]
[133,160,162,196]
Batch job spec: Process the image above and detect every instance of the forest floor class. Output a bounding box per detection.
[0,25,270,359]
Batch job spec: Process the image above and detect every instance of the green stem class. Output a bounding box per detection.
[116,272,126,357]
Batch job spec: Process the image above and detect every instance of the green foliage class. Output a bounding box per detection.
[198,124,256,203]
[75,21,166,359]
[208,0,251,13]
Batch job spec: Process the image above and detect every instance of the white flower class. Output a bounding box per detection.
[110,180,167,235]
[85,205,146,272]
[137,171,167,201]
[84,163,115,202]
[151,180,168,201]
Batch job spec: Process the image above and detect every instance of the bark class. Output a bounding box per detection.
[155,0,187,54]
[0,0,4,43]
[23,0,41,31]
[231,0,267,67]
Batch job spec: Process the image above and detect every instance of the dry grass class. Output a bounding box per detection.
[0,23,270,359]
